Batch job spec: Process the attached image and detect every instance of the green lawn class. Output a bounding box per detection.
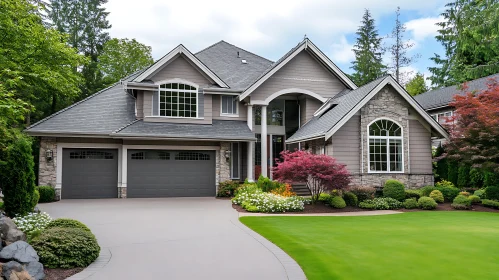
[241,212,499,280]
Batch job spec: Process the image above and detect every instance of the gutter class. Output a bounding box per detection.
[286,134,325,144]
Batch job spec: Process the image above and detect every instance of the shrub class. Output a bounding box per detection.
[270,183,296,197]
[484,171,499,187]
[358,197,402,210]
[451,195,472,210]
[31,227,100,268]
[318,193,332,203]
[420,186,437,197]
[473,189,486,198]
[38,186,56,203]
[435,186,460,202]
[383,180,405,201]
[485,185,499,200]
[234,183,260,197]
[459,191,470,197]
[418,197,437,210]
[405,189,421,199]
[13,212,52,238]
[343,192,358,207]
[349,186,376,202]
[403,198,418,209]
[429,190,444,203]
[469,168,484,188]
[330,196,346,209]
[468,195,481,204]
[447,161,459,186]
[31,189,40,210]
[457,164,471,188]
[435,180,455,189]
[216,180,240,197]
[232,187,304,213]
[482,199,499,209]
[45,218,91,232]
[257,175,275,192]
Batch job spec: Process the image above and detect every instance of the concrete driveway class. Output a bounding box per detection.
[38,198,291,280]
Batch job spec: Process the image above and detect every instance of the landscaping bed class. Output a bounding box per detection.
[44,267,84,280]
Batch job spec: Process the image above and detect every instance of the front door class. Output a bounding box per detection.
[254,134,285,179]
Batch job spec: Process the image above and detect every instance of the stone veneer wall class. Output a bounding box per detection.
[350,174,434,189]
[216,142,231,192]
[38,137,61,200]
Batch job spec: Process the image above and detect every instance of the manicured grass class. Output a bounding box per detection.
[241,212,499,280]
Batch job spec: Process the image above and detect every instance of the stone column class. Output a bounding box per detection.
[261,105,268,177]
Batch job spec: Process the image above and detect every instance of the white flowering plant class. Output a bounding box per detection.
[232,185,305,213]
[13,212,52,236]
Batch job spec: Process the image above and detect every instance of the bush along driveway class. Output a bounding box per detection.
[241,212,499,280]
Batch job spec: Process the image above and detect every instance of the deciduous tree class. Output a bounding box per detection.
[405,73,429,96]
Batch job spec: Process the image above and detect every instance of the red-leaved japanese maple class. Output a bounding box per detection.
[445,78,499,172]
[272,150,351,203]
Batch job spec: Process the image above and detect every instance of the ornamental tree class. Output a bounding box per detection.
[444,78,499,174]
[272,150,351,203]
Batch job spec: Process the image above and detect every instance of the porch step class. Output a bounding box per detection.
[291,183,311,197]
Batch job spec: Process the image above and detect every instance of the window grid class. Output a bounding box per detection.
[69,151,114,160]
[221,95,238,115]
[159,83,197,118]
[130,151,171,160]
[175,152,210,161]
[368,119,403,173]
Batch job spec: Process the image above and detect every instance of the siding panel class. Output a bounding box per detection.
[150,55,212,87]
[328,115,361,173]
[136,91,144,119]
[212,95,247,121]
[304,97,321,124]
[409,119,432,173]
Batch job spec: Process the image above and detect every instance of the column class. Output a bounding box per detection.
[246,104,254,182]
[261,105,268,177]
[120,146,128,198]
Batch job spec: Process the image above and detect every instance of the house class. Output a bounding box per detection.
[414,73,499,146]
[26,39,448,200]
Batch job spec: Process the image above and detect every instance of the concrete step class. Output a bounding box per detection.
[291,183,311,196]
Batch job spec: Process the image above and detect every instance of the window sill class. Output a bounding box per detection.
[148,116,204,120]
[220,114,240,118]
[367,171,405,174]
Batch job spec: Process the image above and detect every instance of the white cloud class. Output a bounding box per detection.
[329,36,355,64]
[405,17,443,41]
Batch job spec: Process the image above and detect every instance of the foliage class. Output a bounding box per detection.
[383,179,406,201]
[484,171,499,187]
[45,218,91,232]
[38,186,56,203]
[429,0,499,87]
[270,183,296,197]
[429,190,444,203]
[0,135,36,216]
[359,197,403,210]
[31,189,40,210]
[232,188,304,213]
[447,161,459,186]
[31,227,100,268]
[273,150,351,203]
[403,198,418,209]
[468,195,481,204]
[459,191,470,197]
[350,9,386,86]
[420,186,437,197]
[343,192,358,207]
[469,168,484,188]
[457,164,471,188]
[98,38,153,85]
[405,73,429,96]
[13,212,52,237]
[257,175,279,192]
[435,186,460,202]
[452,195,472,210]
[481,199,499,209]
[473,189,486,199]
[405,189,421,199]
[435,180,455,189]
[330,196,346,209]
[216,180,240,197]
[434,145,448,181]
[485,185,499,200]
[418,197,437,210]
[234,183,260,198]
[318,193,332,203]
[348,186,376,202]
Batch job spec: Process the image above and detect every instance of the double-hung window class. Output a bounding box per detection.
[221,95,238,116]
[368,119,403,173]
[159,83,198,118]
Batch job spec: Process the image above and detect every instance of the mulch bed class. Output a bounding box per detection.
[233,202,499,214]
[44,267,84,280]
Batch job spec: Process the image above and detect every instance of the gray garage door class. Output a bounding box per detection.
[62,149,118,199]
[127,150,216,198]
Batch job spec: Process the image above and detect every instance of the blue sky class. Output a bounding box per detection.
[105,0,448,86]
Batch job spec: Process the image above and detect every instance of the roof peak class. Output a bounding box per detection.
[195,40,273,63]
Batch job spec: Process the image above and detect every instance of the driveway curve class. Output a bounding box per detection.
[39,198,294,280]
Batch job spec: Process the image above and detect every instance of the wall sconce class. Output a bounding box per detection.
[46,149,53,161]
[224,150,231,161]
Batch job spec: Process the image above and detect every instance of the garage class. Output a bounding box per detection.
[62,149,119,199]
[127,150,216,198]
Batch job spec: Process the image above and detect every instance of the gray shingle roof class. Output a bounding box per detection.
[113,119,255,141]
[287,76,388,143]
[26,84,136,135]
[195,41,273,90]
[414,73,499,110]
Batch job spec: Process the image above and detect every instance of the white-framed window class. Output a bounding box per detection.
[159,82,198,118]
[221,95,238,116]
[368,119,404,173]
[231,142,240,179]
[431,111,453,124]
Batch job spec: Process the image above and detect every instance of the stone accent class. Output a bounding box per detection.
[118,187,127,198]
[218,142,231,186]
[350,174,434,189]
[54,188,61,201]
[38,137,57,187]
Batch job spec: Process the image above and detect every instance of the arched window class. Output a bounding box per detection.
[368,119,403,172]
[159,82,198,118]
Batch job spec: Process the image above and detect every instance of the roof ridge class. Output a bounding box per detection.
[421,72,499,96]
[112,118,140,134]
[26,83,122,131]
[195,40,274,63]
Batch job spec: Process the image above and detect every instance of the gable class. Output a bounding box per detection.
[149,55,213,87]
[250,51,347,102]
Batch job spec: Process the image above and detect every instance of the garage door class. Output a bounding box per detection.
[62,149,118,199]
[127,150,216,198]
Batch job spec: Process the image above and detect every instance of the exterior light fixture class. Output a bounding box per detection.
[224,150,231,161]
[46,149,53,161]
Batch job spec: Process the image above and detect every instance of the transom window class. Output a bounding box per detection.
[175,152,210,161]
[69,150,114,160]
[221,95,238,115]
[368,119,403,172]
[131,151,170,160]
[159,83,197,118]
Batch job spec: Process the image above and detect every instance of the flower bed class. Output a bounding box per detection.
[232,186,305,213]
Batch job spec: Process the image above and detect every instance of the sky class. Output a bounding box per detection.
[104,0,449,85]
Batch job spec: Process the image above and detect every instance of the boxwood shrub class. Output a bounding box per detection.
[435,186,460,202]
[485,185,499,200]
[473,189,486,199]
[482,199,499,209]
[420,186,437,197]
[216,180,240,197]
[31,227,100,268]
[349,186,376,202]
[318,193,332,203]
[429,190,444,203]
[418,197,437,210]
[383,180,405,201]
[405,189,421,199]
[330,196,346,209]
[31,189,40,210]
[45,218,91,232]
[343,192,358,207]
[37,186,56,203]
[468,195,481,204]
[359,197,402,210]
[451,195,472,210]
[403,198,418,209]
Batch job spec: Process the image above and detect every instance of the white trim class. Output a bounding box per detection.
[246,141,254,182]
[123,145,220,150]
[313,98,333,117]
[325,76,449,141]
[154,78,199,89]
[156,81,199,118]
[240,39,356,100]
[144,116,205,120]
[407,119,411,174]
[261,106,268,177]
[366,118,404,174]
[133,45,228,88]
[220,95,239,117]
[247,104,253,130]
[250,88,327,106]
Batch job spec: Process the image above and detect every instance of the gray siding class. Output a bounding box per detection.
[409,119,432,173]
[123,140,220,146]
[136,91,144,119]
[251,51,347,101]
[300,98,307,126]
[143,91,153,116]
[328,115,361,174]
[212,95,247,121]
[304,97,322,124]
[149,55,213,87]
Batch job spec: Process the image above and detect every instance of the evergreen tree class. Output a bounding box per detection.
[405,73,429,96]
[350,9,387,86]
[434,144,448,182]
